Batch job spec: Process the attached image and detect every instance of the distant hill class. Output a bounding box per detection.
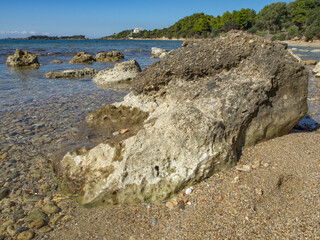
[5,35,87,40]
[104,0,320,41]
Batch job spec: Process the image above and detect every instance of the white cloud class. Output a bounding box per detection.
[0,30,51,38]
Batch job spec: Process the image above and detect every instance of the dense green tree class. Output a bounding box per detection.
[256,2,288,32]
[289,0,319,29]
[237,8,256,30]
[106,0,320,40]
[304,6,320,40]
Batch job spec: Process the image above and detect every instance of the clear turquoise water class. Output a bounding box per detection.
[0,39,183,112]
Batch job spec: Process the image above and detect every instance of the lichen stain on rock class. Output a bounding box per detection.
[112,143,124,162]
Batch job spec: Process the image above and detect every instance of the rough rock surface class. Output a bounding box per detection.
[6,49,40,68]
[93,60,141,85]
[55,31,308,207]
[151,47,168,58]
[95,51,124,62]
[45,68,98,79]
[70,52,95,64]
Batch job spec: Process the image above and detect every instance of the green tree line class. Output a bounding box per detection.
[108,0,320,41]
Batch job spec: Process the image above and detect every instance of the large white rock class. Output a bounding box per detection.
[54,31,308,207]
[93,60,141,85]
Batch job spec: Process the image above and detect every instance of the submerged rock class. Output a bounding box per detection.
[6,49,40,68]
[55,31,308,207]
[93,60,141,85]
[95,51,124,62]
[70,52,95,64]
[45,68,98,79]
[151,47,168,58]
[50,59,63,64]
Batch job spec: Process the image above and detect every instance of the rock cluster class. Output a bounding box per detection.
[151,47,168,58]
[6,49,40,68]
[70,51,125,64]
[69,52,95,64]
[95,51,124,62]
[93,60,141,85]
[45,68,98,79]
[55,31,308,207]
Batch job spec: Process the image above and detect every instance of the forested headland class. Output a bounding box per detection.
[105,0,320,41]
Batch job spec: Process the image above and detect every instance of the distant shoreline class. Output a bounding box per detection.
[284,40,320,48]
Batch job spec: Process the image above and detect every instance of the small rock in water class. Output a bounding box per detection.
[28,219,46,229]
[38,226,52,233]
[17,230,34,240]
[185,187,193,195]
[41,202,61,214]
[27,210,49,223]
[151,218,158,226]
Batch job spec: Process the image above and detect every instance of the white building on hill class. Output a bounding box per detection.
[133,28,144,33]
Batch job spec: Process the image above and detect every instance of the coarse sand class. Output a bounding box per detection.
[46,131,320,239]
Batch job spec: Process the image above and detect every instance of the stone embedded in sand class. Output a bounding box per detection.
[70,52,95,64]
[95,51,124,62]
[55,31,308,207]
[93,60,141,85]
[6,49,40,68]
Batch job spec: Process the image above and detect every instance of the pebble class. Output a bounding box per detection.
[41,202,61,214]
[120,129,128,134]
[0,188,9,200]
[27,210,49,223]
[262,163,270,168]
[185,187,193,195]
[217,196,224,202]
[38,226,52,233]
[255,188,263,195]
[235,165,252,172]
[151,218,158,226]
[251,161,260,169]
[28,219,46,229]
[7,225,18,236]
[165,202,174,210]
[17,230,34,240]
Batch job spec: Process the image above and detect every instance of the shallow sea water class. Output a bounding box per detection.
[0,39,182,112]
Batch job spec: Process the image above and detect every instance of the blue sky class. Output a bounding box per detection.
[0,0,293,38]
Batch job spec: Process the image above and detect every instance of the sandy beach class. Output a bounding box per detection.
[45,131,320,239]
